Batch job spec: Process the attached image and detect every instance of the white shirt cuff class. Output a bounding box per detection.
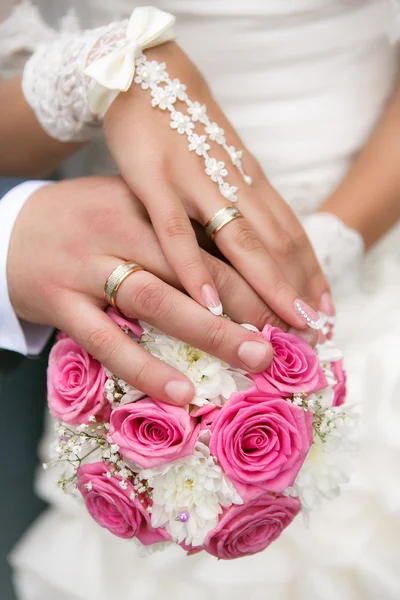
[0,180,53,355]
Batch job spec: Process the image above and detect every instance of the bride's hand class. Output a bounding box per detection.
[6,176,287,406]
[104,42,331,328]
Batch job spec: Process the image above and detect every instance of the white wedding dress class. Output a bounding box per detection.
[2,1,400,599]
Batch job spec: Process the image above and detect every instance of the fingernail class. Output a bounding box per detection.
[294,299,323,330]
[238,340,272,371]
[319,292,336,316]
[202,284,223,316]
[240,323,260,333]
[288,327,318,347]
[164,381,193,404]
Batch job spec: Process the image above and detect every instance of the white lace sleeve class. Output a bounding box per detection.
[302,213,365,285]
[21,6,176,142]
[22,21,127,142]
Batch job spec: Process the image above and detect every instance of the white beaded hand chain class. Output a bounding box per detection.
[22,6,252,203]
[133,55,252,202]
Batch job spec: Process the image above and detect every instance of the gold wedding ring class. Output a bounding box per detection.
[204,206,244,240]
[104,262,144,309]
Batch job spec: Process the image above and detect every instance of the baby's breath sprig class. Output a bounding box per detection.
[104,373,132,404]
[46,420,154,512]
[288,392,348,443]
[43,420,110,493]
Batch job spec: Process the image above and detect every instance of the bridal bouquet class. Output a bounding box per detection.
[45,309,355,559]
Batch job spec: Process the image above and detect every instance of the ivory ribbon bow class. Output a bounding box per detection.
[85,6,176,116]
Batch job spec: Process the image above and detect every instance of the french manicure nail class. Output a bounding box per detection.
[319,292,336,317]
[240,323,260,332]
[294,299,323,330]
[238,340,271,370]
[165,381,193,404]
[202,284,223,316]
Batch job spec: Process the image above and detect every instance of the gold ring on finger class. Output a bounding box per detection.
[104,262,145,309]
[204,206,244,240]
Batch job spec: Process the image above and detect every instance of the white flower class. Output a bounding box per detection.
[104,376,144,406]
[219,181,238,202]
[105,379,114,392]
[205,157,228,182]
[119,389,146,405]
[139,322,248,405]
[132,538,173,557]
[151,86,175,110]
[287,409,358,514]
[226,145,243,166]
[170,111,195,135]
[165,78,187,101]
[306,386,335,411]
[188,133,210,156]
[187,101,207,123]
[205,122,226,144]
[55,423,66,436]
[134,60,167,89]
[141,444,242,546]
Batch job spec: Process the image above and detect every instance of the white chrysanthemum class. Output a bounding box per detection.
[132,538,173,557]
[286,410,358,516]
[140,444,243,547]
[139,322,252,406]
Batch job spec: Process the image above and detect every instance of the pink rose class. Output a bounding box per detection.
[109,398,200,469]
[106,307,143,338]
[210,388,313,496]
[204,493,300,559]
[47,338,110,425]
[78,462,170,543]
[179,541,204,556]
[332,358,347,407]
[251,325,327,395]
[190,404,221,430]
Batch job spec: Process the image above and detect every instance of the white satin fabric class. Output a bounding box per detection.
[3,1,400,599]
[85,6,176,116]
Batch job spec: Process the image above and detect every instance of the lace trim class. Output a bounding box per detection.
[302,212,365,284]
[21,20,127,142]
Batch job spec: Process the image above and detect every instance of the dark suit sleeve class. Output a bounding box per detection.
[0,177,50,600]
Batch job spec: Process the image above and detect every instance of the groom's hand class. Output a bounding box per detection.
[6,176,292,405]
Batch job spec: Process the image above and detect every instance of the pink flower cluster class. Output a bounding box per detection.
[47,311,347,560]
